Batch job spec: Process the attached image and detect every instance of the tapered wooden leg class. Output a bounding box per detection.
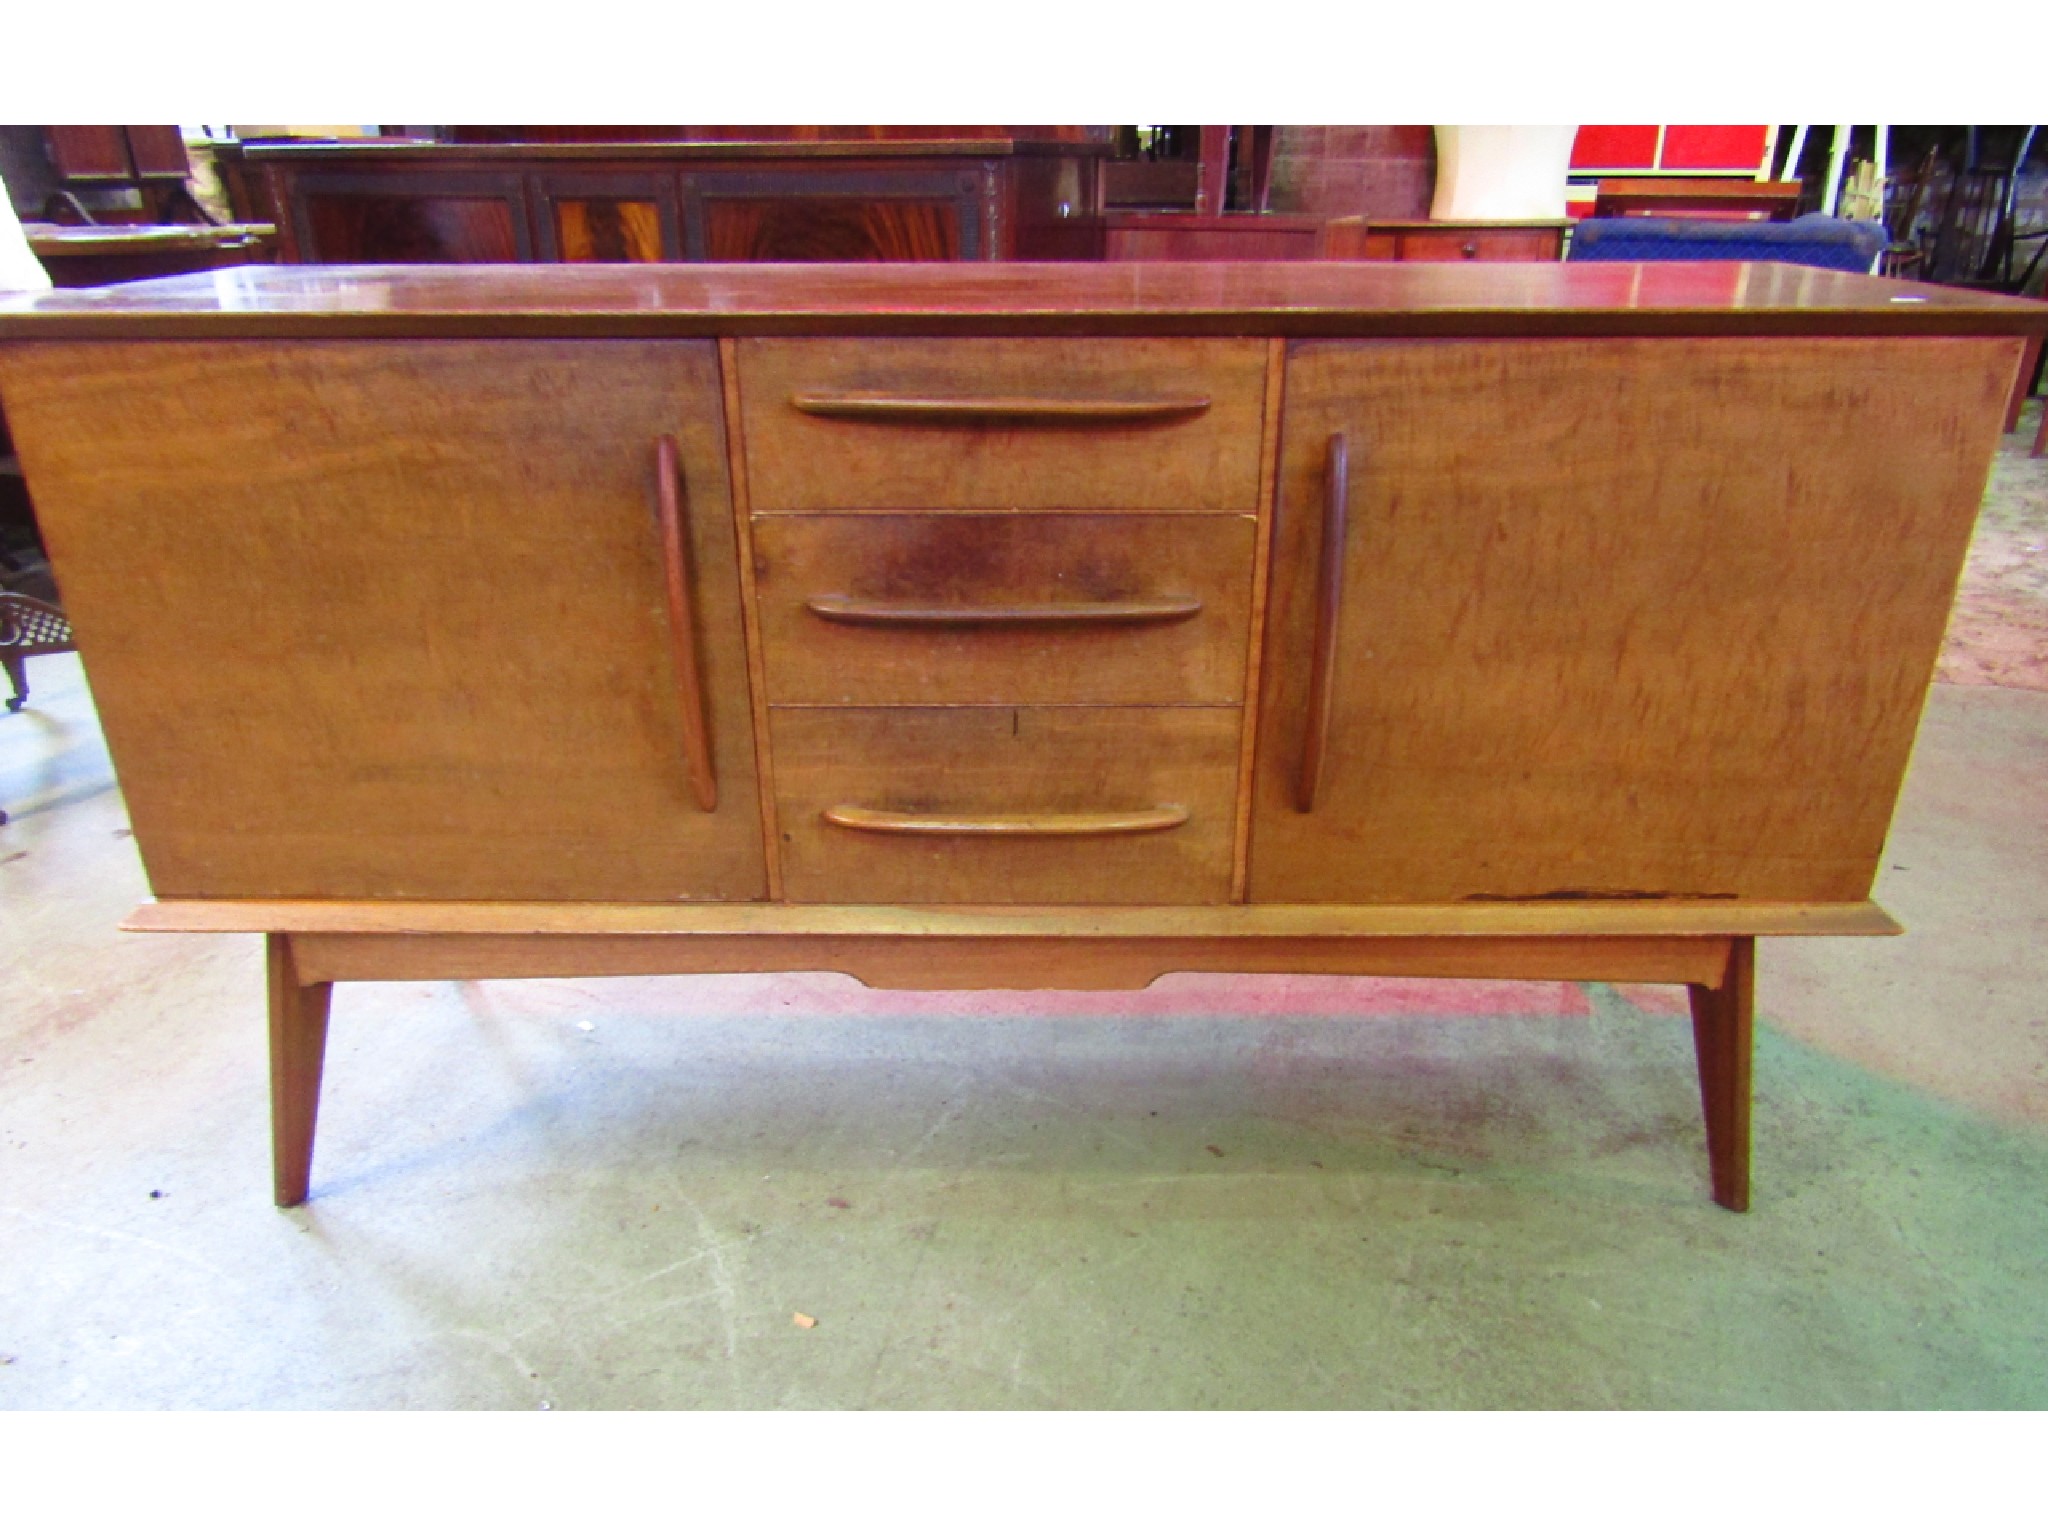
[1687,936,1754,1212]
[267,933,332,1208]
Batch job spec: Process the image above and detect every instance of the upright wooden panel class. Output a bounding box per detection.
[1251,337,2020,904]
[554,200,666,261]
[703,200,962,261]
[0,340,766,901]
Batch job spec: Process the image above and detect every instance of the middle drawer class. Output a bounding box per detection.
[750,512,1257,706]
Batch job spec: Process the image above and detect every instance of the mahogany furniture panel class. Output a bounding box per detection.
[749,512,1258,705]
[1102,214,1325,261]
[1592,179,1803,221]
[1,262,2041,1213]
[0,339,766,900]
[1250,337,2019,903]
[23,222,276,287]
[530,173,680,262]
[222,140,1107,264]
[737,337,1270,510]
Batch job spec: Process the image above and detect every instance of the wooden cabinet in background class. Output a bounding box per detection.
[220,139,1108,264]
[1,262,2040,1216]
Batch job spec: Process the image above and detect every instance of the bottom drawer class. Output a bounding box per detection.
[771,706,1240,904]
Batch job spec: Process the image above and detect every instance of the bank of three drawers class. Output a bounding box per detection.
[732,338,1273,904]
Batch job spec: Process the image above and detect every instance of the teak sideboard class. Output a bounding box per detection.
[2,262,2041,1211]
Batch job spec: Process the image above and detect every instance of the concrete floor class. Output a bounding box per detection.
[3,412,2046,1409]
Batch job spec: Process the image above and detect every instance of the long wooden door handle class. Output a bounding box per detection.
[804,595,1203,628]
[1296,432,1349,814]
[788,391,1211,424]
[822,805,1189,837]
[655,434,717,813]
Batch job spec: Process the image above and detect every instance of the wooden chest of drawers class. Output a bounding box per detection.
[2,262,2041,1213]
[1322,217,1571,262]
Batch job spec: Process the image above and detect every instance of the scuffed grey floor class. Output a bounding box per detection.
[7,649,2047,1408]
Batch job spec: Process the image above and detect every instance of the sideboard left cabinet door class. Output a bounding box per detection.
[0,340,768,901]
[1250,336,2020,905]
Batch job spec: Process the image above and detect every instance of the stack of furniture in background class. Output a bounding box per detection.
[12,126,277,285]
[213,129,1112,263]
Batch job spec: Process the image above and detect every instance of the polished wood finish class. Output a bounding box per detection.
[267,934,331,1207]
[1689,936,1755,1211]
[9,262,2041,342]
[739,338,1268,510]
[702,198,961,262]
[654,434,719,812]
[1251,337,2019,903]
[1322,218,1571,262]
[218,139,1107,265]
[551,197,666,263]
[6,262,2036,1210]
[750,513,1255,705]
[45,125,141,183]
[24,223,276,288]
[770,706,1239,904]
[1103,213,1325,261]
[1593,179,1802,221]
[0,340,766,900]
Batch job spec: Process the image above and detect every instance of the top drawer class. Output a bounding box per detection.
[736,338,1269,511]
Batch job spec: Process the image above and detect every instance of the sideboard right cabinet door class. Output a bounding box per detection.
[1250,337,2020,905]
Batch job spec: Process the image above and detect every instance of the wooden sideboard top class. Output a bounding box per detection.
[219,138,1110,163]
[2,262,2043,340]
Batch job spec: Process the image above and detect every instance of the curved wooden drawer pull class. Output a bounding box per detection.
[805,595,1203,629]
[1296,431,1349,814]
[789,391,1212,424]
[654,434,718,813]
[823,805,1190,837]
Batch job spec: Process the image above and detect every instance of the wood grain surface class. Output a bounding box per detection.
[6,262,2042,341]
[769,705,1240,903]
[553,198,666,262]
[738,338,1269,510]
[123,898,1902,939]
[1250,336,2021,903]
[284,930,1736,991]
[0,339,767,900]
[749,512,1255,704]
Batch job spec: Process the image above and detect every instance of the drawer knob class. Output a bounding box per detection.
[1462,242,1479,258]
[823,805,1190,837]
[805,595,1204,629]
[789,391,1212,424]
